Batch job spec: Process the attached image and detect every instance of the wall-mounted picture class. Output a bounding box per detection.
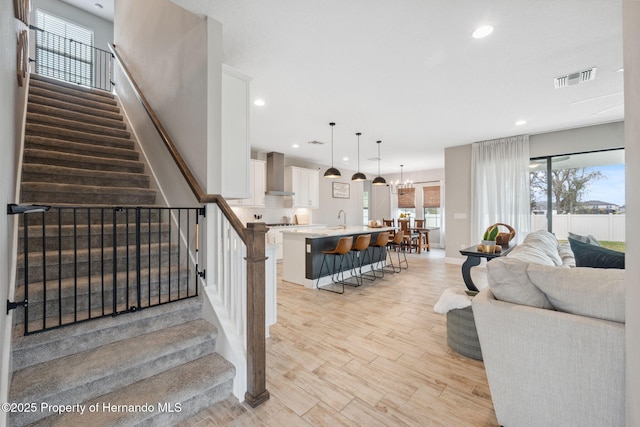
[332,182,350,199]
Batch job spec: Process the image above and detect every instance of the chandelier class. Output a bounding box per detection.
[392,165,413,195]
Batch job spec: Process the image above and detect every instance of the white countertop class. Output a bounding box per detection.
[282,226,395,238]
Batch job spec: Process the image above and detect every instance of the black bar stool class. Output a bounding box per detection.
[368,232,390,279]
[316,236,354,294]
[350,234,372,286]
[386,230,408,273]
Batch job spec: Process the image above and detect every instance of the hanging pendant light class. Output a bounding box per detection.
[323,122,341,178]
[372,140,387,185]
[351,132,366,181]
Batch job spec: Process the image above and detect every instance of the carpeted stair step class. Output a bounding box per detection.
[12,296,203,368]
[19,221,163,252]
[27,112,131,139]
[16,241,175,283]
[21,206,165,227]
[9,319,222,426]
[28,85,120,113]
[29,79,118,108]
[28,102,127,130]
[25,136,139,161]
[21,182,156,205]
[23,149,144,174]
[30,73,115,101]
[29,353,235,427]
[25,123,134,149]
[23,164,149,190]
[28,93,124,122]
[13,266,195,324]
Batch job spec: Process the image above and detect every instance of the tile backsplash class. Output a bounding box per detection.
[230,195,313,226]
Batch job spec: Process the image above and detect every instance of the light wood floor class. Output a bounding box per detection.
[181,250,498,426]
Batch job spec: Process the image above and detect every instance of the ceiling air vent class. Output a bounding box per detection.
[554,67,597,88]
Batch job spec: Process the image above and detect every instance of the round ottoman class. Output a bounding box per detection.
[446,305,483,360]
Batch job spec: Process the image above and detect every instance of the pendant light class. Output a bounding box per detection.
[351,132,366,181]
[372,140,387,185]
[323,122,341,178]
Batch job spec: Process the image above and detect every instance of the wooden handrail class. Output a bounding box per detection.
[109,43,269,406]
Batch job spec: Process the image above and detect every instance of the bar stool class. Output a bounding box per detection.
[368,232,390,279]
[316,236,354,294]
[350,234,372,286]
[386,230,408,272]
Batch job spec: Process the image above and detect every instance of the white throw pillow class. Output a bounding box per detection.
[487,258,554,309]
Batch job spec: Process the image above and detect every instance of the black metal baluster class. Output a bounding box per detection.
[158,208,162,305]
[112,208,118,316]
[148,208,151,307]
[136,208,141,310]
[87,208,91,319]
[168,209,172,301]
[101,208,105,316]
[125,208,130,310]
[186,209,190,297]
[73,208,78,323]
[41,211,46,331]
[23,214,29,334]
[58,208,62,327]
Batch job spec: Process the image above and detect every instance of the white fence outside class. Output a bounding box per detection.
[530,214,626,242]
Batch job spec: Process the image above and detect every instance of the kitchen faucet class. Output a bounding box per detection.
[338,210,346,229]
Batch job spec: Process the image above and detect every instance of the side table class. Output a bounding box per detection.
[459,244,516,291]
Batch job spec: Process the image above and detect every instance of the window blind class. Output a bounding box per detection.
[423,185,441,208]
[398,187,416,208]
[35,10,94,87]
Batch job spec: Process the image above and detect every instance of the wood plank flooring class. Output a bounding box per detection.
[181,250,498,426]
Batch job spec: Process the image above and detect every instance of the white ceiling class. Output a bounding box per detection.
[59,0,114,23]
[66,0,625,176]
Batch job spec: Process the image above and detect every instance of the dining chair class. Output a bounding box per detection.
[397,219,417,252]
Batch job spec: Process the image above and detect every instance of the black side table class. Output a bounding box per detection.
[459,244,516,291]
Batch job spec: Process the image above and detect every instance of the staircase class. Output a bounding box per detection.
[8,74,235,426]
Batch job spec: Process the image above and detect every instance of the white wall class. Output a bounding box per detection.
[1,3,29,425]
[444,121,625,261]
[623,1,639,425]
[30,0,113,50]
[113,0,211,191]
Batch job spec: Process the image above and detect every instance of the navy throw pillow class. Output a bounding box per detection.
[568,237,625,269]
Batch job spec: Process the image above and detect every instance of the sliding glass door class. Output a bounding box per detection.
[529,149,625,249]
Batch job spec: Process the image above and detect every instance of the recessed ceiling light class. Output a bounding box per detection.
[515,120,527,126]
[342,157,349,161]
[253,99,266,106]
[292,144,299,148]
[617,67,624,72]
[94,3,103,9]
[472,25,493,39]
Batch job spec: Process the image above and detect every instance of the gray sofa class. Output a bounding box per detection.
[472,230,625,427]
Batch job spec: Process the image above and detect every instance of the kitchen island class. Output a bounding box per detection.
[282,226,395,288]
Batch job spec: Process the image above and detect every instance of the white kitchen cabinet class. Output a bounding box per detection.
[221,66,251,199]
[285,166,319,208]
[229,159,265,207]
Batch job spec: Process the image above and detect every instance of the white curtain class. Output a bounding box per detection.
[471,135,530,244]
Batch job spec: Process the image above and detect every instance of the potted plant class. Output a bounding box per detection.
[482,225,499,253]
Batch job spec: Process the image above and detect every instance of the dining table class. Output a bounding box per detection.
[408,227,438,253]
